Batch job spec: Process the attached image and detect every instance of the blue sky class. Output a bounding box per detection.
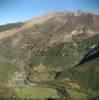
[0,0,99,25]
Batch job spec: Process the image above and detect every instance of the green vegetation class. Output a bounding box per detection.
[0,61,19,84]
[67,88,89,99]
[15,87,59,99]
[26,35,99,99]
[0,34,98,99]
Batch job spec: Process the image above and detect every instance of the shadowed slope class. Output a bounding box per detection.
[74,43,99,67]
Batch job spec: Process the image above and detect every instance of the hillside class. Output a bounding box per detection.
[0,11,99,99]
[0,22,24,32]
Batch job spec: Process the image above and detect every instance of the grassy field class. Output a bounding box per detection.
[0,61,19,84]
[14,86,92,99]
[15,87,59,99]
[67,88,89,99]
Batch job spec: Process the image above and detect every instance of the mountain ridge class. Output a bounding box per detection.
[0,11,99,99]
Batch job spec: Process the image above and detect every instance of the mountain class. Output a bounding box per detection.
[0,11,99,99]
[0,22,24,32]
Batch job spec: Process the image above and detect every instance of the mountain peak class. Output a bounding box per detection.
[73,9,95,16]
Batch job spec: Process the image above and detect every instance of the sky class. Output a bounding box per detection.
[0,0,99,25]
